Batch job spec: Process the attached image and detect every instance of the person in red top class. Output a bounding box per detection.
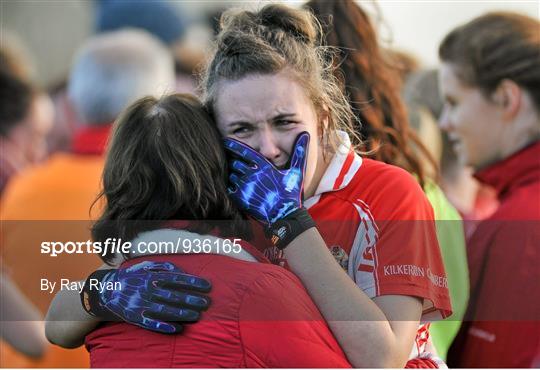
[86,233,350,368]
[305,139,450,317]
[46,5,451,368]
[202,5,450,367]
[49,93,350,368]
[438,12,540,367]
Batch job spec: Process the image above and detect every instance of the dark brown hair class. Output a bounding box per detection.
[0,66,32,137]
[92,94,249,264]
[305,0,438,186]
[201,3,360,151]
[439,12,540,112]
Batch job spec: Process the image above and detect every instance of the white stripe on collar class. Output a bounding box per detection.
[310,131,362,197]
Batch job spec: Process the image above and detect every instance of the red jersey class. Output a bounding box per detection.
[448,142,540,368]
[304,134,451,320]
[253,133,452,364]
[85,230,351,368]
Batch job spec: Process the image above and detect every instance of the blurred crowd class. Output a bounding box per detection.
[1,0,538,368]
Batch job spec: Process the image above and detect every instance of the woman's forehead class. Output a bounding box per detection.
[214,72,314,125]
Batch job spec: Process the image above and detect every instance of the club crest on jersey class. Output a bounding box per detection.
[330,245,349,270]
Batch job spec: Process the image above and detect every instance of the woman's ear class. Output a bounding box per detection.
[492,79,522,122]
[318,104,330,137]
[317,108,330,151]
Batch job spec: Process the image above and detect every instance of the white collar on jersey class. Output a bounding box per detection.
[306,131,363,205]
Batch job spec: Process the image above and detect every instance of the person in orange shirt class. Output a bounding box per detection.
[1,45,53,365]
[0,48,54,195]
[0,29,175,368]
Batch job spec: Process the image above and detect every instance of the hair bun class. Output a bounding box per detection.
[258,4,318,46]
[219,5,319,46]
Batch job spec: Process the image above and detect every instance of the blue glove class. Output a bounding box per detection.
[81,261,211,334]
[223,132,310,226]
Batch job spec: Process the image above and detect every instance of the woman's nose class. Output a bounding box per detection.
[258,128,281,161]
[438,107,452,132]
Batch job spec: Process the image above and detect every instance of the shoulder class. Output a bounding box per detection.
[2,154,101,194]
[0,158,61,218]
[478,181,540,250]
[242,264,306,299]
[238,265,320,321]
[355,158,424,195]
[343,158,433,220]
[494,183,540,220]
[237,267,349,368]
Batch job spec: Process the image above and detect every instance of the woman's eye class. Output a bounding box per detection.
[445,99,457,108]
[275,120,296,127]
[233,126,252,136]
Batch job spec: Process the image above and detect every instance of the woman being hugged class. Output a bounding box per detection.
[204,5,450,367]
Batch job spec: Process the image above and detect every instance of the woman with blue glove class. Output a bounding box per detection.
[201,4,451,367]
[224,132,314,249]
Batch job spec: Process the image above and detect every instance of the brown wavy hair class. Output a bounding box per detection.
[92,94,250,264]
[305,0,438,186]
[200,3,361,153]
[439,12,540,112]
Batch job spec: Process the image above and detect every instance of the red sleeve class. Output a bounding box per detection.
[354,166,452,319]
[239,268,351,368]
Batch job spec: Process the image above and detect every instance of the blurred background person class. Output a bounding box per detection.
[402,69,443,176]
[0,44,52,365]
[45,0,206,154]
[438,12,540,367]
[404,69,498,239]
[402,68,471,360]
[2,28,174,221]
[0,49,54,195]
[0,29,175,368]
[305,0,468,361]
[1,273,47,359]
[94,0,198,94]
